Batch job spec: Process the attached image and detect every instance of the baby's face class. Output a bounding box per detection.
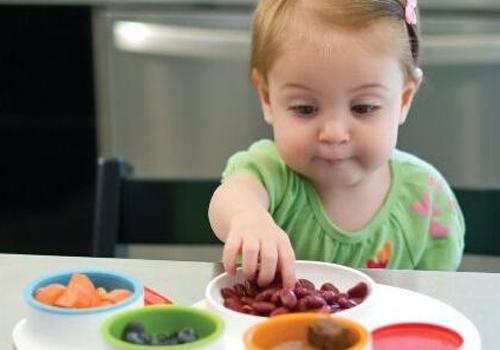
[258,25,418,189]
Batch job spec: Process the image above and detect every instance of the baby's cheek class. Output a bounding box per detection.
[289,141,308,157]
[276,139,308,168]
[360,131,395,166]
[280,141,304,163]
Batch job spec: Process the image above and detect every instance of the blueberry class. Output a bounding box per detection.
[167,337,181,345]
[176,328,198,343]
[122,321,146,336]
[153,333,179,345]
[121,321,152,345]
[124,331,151,345]
[151,333,166,345]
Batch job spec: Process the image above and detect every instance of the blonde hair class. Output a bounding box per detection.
[250,0,420,82]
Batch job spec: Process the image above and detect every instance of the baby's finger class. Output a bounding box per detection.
[223,234,242,275]
[257,241,278,287]
[242,237,260,281]
[278,240,296,289]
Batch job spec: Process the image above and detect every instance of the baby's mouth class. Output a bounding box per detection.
[314,156,351,166]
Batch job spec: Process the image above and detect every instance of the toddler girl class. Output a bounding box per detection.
[208,0,465,289]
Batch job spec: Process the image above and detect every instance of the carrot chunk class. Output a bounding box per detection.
[35,283,67,305]
[35,273,132,308]
[103,289,132,304]
[54,273,95,308]
[67,273,96,295]
[90,287,104,307]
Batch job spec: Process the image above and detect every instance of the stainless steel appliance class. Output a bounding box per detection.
[94,1,500,188]
[93,3,264,179]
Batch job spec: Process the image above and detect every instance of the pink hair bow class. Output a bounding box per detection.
[405,0,418,25]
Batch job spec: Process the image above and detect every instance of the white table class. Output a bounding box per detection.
[2,254,499,349]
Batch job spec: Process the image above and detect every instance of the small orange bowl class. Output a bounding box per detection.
[243,313,370,350]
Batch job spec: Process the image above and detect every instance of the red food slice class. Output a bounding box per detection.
[144,286,173,305]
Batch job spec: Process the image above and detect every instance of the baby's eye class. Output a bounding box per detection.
[351,104,380,115]
[289,105,319,117]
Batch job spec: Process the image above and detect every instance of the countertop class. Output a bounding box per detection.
[2,253,500,349]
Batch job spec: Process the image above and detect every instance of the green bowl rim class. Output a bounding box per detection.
[101,305,224,349]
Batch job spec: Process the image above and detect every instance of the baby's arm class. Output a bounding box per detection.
[208,173,296,288]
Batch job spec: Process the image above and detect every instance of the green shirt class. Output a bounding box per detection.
[222,139,465,270]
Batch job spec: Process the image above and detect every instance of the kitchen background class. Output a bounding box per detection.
[1,0,499,271]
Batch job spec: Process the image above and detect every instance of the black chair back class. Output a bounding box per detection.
[92,157,219,257]
[454,189,500,256]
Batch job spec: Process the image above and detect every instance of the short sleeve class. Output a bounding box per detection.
[414,173,466,271]
[391,149,465,271]
[222,140,289,213]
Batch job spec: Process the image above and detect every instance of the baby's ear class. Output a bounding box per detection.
[251,69,274,125]
[399,67,424,125]
[412,67,424,91]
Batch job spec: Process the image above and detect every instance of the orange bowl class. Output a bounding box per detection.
[244,313,370,350]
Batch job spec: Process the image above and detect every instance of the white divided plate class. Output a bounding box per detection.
[12,319,108,350]
[193,284,481,350]
[13,319,40,350]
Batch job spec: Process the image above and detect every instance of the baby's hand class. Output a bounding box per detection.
[222,210,296,289]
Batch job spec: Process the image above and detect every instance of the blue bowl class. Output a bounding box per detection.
[19,268,144,350]
[24,268,143,315]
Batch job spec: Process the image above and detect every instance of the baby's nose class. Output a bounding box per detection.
[318,119,350,145]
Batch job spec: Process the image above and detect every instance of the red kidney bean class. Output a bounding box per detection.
[347,282,368,299]
[330,304,342,313]
[298,297,309,312]
[307,295,327,309]
[279,289,298,310]
[241,304,255,314]
[221,287,238,299]
[337,296,356,309]
[270,289,282,306]
[313,305,332,313]
[221,276,369,317]
[245,280,260,297]
[223,298,244,313]
[311,289,325,298]
[346,299,358,308]
[251,301,276,316]
[255,288,277,302]
[296,278,316,290]
[233,283,246,297]
[336,292,348,300]
[298,295,326,311]
[320,282,340,294]
[294,286,312,299]
[270,306,291,317]
[350,297,364,305]
[240,296,255,306]
[321,290,339,305]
